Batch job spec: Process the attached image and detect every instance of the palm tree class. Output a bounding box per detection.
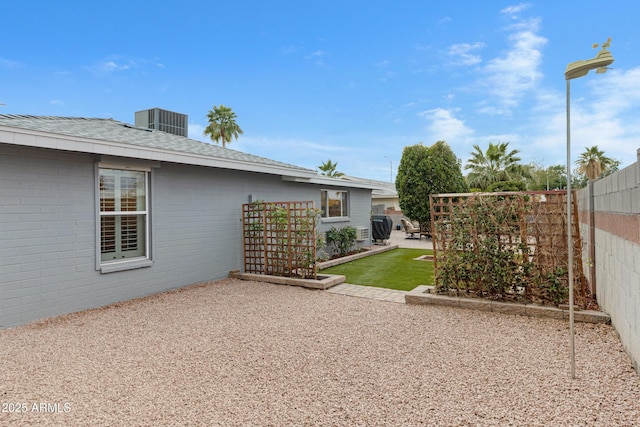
[464,142,530,190]
[575,145,617,181]
[318,159,344,177]
[204,105,244,148]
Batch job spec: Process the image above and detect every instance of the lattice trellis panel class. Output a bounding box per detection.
[430,191,587,305]
[242,201,317,279]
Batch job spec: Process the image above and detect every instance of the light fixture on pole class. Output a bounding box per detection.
[564,38,614,379]
[384,155,393,183]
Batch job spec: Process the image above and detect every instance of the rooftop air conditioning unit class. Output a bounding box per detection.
[135,108,188,137]
[355,227,370,242]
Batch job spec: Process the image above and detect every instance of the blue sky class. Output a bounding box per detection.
[2,1,640,182]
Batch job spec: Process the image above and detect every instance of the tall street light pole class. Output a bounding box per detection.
[384,156,393,183]
[564,38,614,379]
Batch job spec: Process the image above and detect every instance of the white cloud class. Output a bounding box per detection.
[186,127,355,171]
[479,17,547,112]
[475,104,510,116]
[447,42,485,66]
[304,50,329,66]
[522,67,640,168]
[581,68,640,162]
[500,3,531,18]
[593,68,640,112]
[416,9,575,167]
[418,108,475,144]
[306,50,327,58]
[101,60,130,72]
[89,56,161,76]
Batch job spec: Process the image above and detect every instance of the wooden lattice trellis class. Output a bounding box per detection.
[430,191,588,306]
[242,201,318,279]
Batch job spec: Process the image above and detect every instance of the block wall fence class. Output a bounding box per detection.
[576,148,640,374]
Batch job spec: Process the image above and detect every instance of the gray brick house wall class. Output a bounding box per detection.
[0,116,377,329]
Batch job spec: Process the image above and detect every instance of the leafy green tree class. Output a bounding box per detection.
[571,167,588,190]
[486,180,527,192]
[396,141,468,224]
[318,159,344,177]
[526,163,566,190]
[204,104,244,148]
[465,142,531,191]
[575,145,620,181]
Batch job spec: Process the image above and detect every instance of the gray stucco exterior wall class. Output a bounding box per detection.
[1,144,372,328]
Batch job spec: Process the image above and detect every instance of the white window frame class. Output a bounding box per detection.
[96,163,153,273]
[321,189,350,222]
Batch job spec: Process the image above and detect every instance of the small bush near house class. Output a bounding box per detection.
[325,226,357,258]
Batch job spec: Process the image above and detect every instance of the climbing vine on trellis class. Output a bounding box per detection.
[242,200,322,279]
[430,191,588,306]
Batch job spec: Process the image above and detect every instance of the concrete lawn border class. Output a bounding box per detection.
[406,286,611,324]
[230,244,402,290]
[230,271,346,290]
[317,244,399,269]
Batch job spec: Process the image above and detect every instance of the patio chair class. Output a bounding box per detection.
[419,221,432,240]
[400,218,421,239]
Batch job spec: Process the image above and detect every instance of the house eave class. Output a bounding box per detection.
[0,126,317,179]
[282,175,381,190]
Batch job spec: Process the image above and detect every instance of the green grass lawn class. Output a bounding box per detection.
[319,248,434,291]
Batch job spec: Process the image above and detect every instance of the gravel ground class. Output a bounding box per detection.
[1,279,639,426]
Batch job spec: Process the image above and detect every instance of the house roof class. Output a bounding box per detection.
[0,115,320,179]
[339,175,397,197]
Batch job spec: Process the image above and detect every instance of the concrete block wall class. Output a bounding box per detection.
[576,148,640,373]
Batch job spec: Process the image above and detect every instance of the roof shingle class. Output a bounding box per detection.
[0,114,313,174]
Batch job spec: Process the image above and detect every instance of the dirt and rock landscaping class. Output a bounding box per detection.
[1,278,639,426]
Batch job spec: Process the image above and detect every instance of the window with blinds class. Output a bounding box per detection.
[99,168,148,263]
[321,190,349,218]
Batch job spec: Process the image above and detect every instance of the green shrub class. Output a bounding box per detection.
[539,268,569,305]
[325,226,357,257]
